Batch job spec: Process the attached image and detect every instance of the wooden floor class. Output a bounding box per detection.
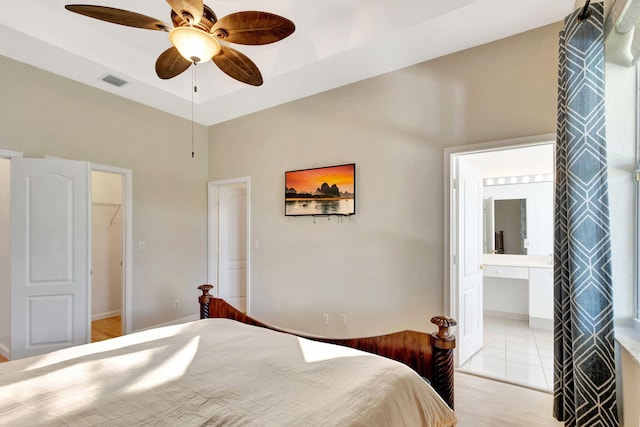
[455,372,562,426]
[91,315,122,343]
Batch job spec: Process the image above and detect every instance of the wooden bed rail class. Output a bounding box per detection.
[197,284,457,409]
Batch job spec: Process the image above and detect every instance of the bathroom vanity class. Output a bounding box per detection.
[482,254,553,330]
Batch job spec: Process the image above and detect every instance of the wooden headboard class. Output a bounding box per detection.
[197,284,457,409]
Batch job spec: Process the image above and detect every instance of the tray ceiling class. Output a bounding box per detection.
[0,0,574,125]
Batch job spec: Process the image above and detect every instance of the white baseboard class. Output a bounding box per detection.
[92,310,121,321]
[136,314,200,333]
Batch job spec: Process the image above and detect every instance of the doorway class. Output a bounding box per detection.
[445,134,555,391]
[92,163,133,336]
[208,178,251,314]
[91,170,123,340]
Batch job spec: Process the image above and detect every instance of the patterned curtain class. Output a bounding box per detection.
[554,3,619,426]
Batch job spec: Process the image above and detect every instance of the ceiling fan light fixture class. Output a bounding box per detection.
[65,4,295,84]
[169,26,220,64]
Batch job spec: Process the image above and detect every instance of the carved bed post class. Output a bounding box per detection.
[198,284,214,319]
[429,315,457,410]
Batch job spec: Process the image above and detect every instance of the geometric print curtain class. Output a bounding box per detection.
[554,2,619,426]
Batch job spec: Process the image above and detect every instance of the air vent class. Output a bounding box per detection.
[101,74,128,87]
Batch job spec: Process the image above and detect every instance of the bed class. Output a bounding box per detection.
[0,285,457,426]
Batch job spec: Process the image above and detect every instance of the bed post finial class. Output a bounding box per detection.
[430,316,456,344]
[430,315,457,410]
[198,284,214,319]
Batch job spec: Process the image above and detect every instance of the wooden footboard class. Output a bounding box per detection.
[197,284,457,409]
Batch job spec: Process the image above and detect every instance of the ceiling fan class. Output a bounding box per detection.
[65,1,296,86]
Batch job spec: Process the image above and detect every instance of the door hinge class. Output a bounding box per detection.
[453,179,457,190]
[453,255,457,265]
[634,170,640,182]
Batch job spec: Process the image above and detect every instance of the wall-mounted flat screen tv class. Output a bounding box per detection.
[285,163,355,216]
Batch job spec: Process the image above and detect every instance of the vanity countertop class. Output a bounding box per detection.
[482,254,553,269]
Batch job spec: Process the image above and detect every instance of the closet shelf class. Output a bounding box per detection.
[92,202,121,225]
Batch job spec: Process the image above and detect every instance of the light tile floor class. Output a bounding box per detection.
[458,316,554,391]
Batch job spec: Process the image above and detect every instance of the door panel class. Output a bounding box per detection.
[11,158,90,359]
[455,156,484,366]
[463,288,480,336]
[29,295,73,344]
[29,174,74,282]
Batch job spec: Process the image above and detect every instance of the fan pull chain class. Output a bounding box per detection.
[191,64,197,159]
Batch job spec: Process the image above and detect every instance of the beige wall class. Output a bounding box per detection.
[92,170,122,205]
[0,55,209,331]
[208,22,562,337]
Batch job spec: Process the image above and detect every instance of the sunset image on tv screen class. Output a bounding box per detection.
[285,164,355,216]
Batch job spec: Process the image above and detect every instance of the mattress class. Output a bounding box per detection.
[0,318,457,426]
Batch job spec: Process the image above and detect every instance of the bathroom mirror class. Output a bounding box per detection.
[483,198,527,255]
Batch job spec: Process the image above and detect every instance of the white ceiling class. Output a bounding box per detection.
[0,0,575,126]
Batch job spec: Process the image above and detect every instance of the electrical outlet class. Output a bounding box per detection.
[322,313,329,324]
[173,300,179,309]
[339,313,347,325]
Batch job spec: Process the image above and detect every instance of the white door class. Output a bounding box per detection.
[11,158,91,359]
[218,185,247,313]
[455,156,484,366]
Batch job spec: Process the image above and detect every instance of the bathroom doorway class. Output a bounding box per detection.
[446,134,555,391]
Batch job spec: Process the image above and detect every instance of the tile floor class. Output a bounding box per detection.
[458,315,554,391]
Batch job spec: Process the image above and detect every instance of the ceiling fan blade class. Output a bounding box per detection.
[65,5,170,31]
[212,46,263,86]
[166,0,203,25]
[210,12,295,45]
[156,46,192,79]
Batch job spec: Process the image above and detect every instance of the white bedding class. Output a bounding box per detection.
[0,318,457,426]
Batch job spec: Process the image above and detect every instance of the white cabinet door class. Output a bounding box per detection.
[529,267,553,329]
[11,158,91,359]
